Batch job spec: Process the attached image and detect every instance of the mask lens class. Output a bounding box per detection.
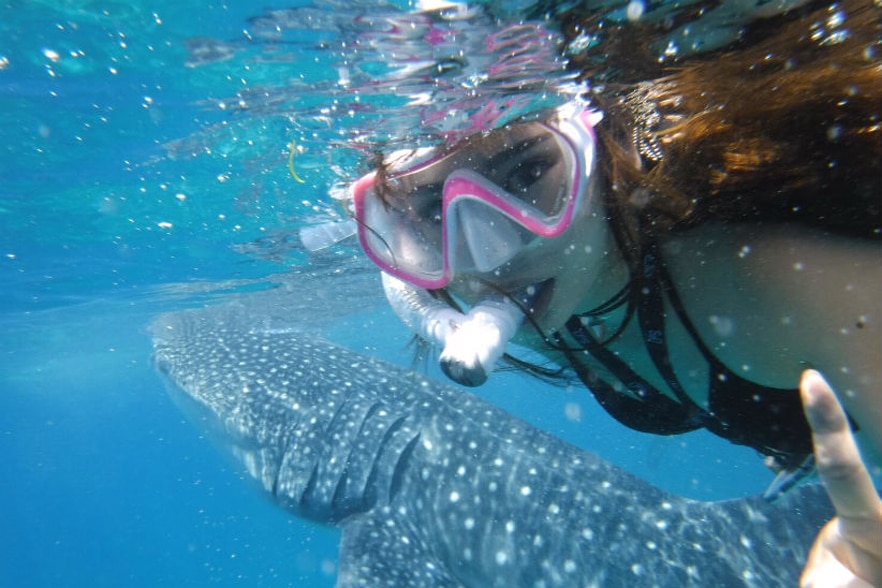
[355,177,447,286]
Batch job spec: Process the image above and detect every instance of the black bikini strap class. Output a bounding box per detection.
[640,238,827,461]
[637,239,704,411]
[646,241,726,367]
[559,318,703,435]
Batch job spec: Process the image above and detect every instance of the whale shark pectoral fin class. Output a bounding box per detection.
[337,513,461,588]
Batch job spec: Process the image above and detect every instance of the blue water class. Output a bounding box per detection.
[1,2,773,586]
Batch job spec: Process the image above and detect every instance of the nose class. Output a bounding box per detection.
[450,198,529,274]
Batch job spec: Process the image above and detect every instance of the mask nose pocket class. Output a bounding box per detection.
[450,198,527,273]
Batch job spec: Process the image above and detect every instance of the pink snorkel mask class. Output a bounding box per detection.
[352,104,600,290]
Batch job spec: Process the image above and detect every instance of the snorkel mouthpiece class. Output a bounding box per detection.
[381,273,522,386]
[438,297,522,386]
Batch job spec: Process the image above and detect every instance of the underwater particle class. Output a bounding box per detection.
[287,141,306,184]
[626,1,645,21]
[827,125,842,140]
[827,9,845,29]
[567,31,599,54]
[708,315,735,338]
[42,48,60,62]
[564,402,581,423]
[662,40,679,60]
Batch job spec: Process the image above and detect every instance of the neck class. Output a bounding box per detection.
[514,219,632,354]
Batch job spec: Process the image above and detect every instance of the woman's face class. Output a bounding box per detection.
[357,115,612,334]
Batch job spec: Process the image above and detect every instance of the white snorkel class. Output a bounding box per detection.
[381,272,522,386]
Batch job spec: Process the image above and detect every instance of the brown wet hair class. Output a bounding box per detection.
[564,0,881,247]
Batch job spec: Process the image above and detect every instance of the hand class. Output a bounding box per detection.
[800,369,882,587]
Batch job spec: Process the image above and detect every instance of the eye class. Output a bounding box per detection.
[505,158,551,195]
[409,183,443,224]
[423,200,442,224]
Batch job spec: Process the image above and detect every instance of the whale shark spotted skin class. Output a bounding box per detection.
[152,306,832,587]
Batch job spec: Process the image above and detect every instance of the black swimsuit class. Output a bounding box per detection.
[556,239,815,462]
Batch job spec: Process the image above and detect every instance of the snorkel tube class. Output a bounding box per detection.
[381,272,522,386]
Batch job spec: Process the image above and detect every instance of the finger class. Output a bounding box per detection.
[801,523,876,588]
[800,370,879,519]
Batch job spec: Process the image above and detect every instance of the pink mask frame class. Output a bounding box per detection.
[352,106,599,289]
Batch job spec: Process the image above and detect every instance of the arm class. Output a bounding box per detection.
[800,370,882,587]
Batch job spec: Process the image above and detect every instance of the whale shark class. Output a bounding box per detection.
[151,304,833,587]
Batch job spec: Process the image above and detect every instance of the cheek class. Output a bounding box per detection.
[532,219,611,330]
[537,255,594,330]
[533,160,570,213]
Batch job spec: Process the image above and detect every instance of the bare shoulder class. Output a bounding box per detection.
[662,223,882,462]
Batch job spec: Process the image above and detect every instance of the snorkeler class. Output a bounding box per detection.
[342,1,881,583]
[348,0,881,483]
